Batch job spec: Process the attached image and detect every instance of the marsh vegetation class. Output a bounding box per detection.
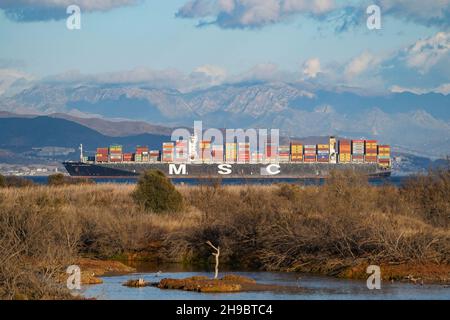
[0,170,449,299]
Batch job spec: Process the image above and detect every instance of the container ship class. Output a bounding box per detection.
[63,137,391,179]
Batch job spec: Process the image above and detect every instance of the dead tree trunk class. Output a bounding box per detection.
[206,241,220,279]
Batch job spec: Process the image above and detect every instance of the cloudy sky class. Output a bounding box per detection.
[0,0,449,94]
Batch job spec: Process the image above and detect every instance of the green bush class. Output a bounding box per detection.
[133,170,183,213]
[48,173,66,186]
[0,174,5,188]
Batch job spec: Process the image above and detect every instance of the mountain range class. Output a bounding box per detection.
[0,81,449,157]
[0,116,169,157]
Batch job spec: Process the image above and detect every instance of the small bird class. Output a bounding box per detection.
[155,271,162,277]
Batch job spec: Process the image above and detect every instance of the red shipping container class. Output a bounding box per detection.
[123,153,133,161]
[136,147,149,154]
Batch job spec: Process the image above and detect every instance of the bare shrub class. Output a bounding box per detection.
[48,173,94,186]
[1,170,449,299]
[176,171,449,272]
[47,173,65,186]
[0,174,5,188]
[400,169,450,228]
[0,188,80,299]
[3,176,35,188]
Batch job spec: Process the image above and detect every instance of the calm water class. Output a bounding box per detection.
[27,176,408,186]
[81,265,450,300]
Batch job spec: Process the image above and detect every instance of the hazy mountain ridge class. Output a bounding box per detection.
[1,82,449,156]
[0,117,170,158]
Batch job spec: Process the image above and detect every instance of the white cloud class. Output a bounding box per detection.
[0,0,140,21]
[218,0,235,13]
[43,63,300,92]
[193,65,227,79]
[402,32,450,74]
[43,65,231,92]
[176,0,336,28]
[239,0,281,26]
[344,51,380,79]
[282,0,335,15]
[0,0,139,11]
[3,30,447,97]
[190,65,227,87]
[435,83,450,95]
[376,0,450,27]
[302,58,321,79]
[177,0,450,29]
[390,83,450,95]
[230,63,295,83]
[0,68,34,96]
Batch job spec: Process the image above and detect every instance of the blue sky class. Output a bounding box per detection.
[0,0,449,94]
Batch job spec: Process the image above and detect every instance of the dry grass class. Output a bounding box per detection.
[173,170,449,272]
[0,170,449,299]
[0,183,199,299]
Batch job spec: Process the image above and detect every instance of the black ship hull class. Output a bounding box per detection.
[63,162,391,179]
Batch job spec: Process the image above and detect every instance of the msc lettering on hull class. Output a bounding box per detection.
[169,164,187,175]
[167,164,281,176]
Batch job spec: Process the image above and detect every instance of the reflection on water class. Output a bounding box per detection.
[82,264,450,300]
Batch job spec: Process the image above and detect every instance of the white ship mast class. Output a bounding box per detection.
[79,143,84,162]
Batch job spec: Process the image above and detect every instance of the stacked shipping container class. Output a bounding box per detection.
[378,145,391,167]
[135,146,149,162]
[200,140,212,163]
[238,142,250,163]
[212,145,224,163]
[175,140,188,163]
[90,136,391,168]
[290,143,303,162]
[225,143,237,163]
[123,153,134,162]
[96,147,108,163]
[352,140,365,163]
[365,140,378,163]
[338,140,351,163]
[278,145,290,163]
[149,150,160,162]
[162,142,174,163]
[109,145,122,162]
[265,143,278,163]
[251,152,264,163]
[317,144,330,163]
[304,145,317,163]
